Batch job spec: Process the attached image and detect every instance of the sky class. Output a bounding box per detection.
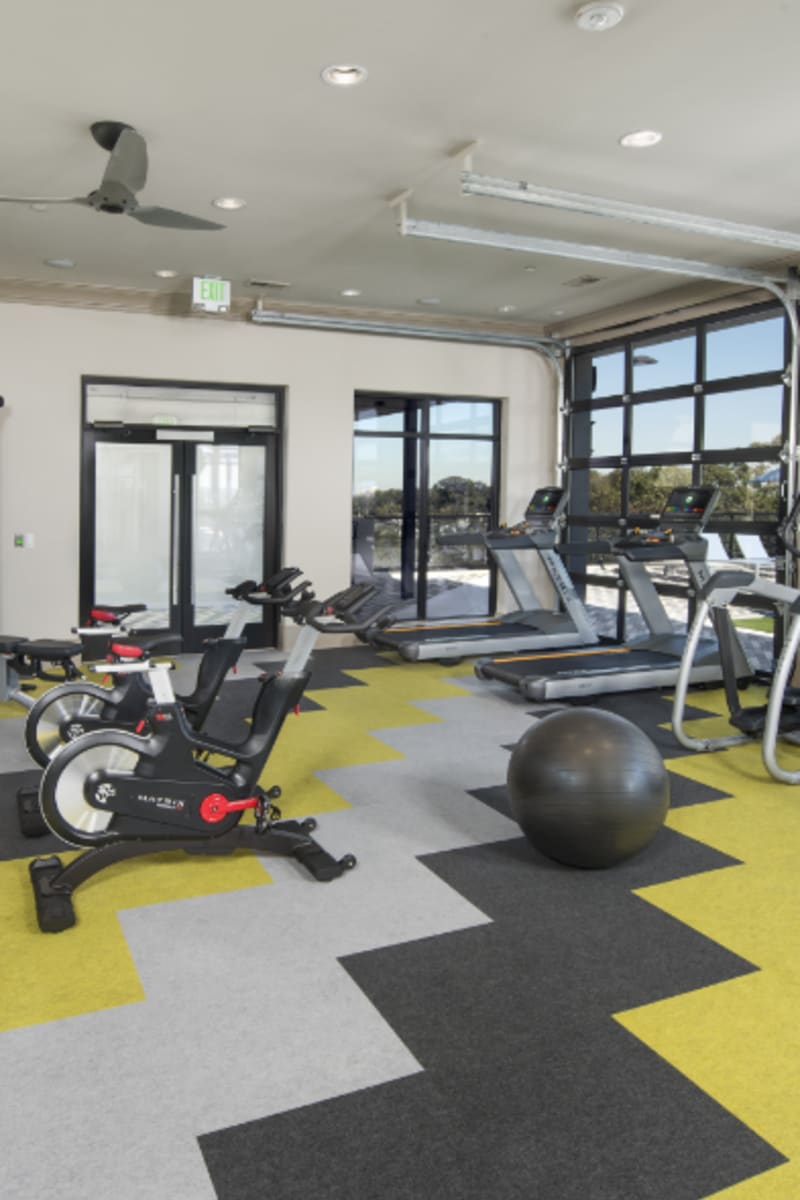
[591,313,785,456]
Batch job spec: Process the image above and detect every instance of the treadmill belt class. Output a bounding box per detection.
[484,646,671,679]
[376,620,541,645]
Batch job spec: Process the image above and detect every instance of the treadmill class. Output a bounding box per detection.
[474,484,753,700]
[366,486,600,662]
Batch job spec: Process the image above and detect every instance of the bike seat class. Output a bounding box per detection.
[89,603,148,624]
[0,635,29,654]
[11,639,83,682]
[15,638,82,662]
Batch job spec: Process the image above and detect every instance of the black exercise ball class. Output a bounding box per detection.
[506,707,669,869]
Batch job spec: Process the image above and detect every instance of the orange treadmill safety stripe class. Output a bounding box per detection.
[387,620,505,633]
[495,646,633,664]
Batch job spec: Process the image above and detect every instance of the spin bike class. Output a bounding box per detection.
[17,571,308,837]
[29,580,388,932]
[24,572,306,767]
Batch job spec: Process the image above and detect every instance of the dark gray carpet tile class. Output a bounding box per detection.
[0,769,65,859]
[201,678,323,743]
[200,832,776,1199]
[255,644,395,690]
[517,688,723,760]
[200,1063,779,1200]
[470,747,732,820]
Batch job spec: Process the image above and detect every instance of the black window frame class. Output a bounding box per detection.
[352,390,501,620]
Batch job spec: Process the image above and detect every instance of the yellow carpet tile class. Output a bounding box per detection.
[0,659,473,1030]
[615,693,800,1196]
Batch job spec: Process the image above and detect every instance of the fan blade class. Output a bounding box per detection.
[131,205,226,231]
[0,195,89,205]
[102,127,148,194]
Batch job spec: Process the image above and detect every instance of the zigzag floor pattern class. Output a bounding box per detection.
[0,655,797,1197]
[616,688,800,1199]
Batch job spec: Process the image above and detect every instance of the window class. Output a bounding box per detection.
[565,301,789,623]
[352,393,500,621]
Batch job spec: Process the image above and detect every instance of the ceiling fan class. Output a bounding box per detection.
[0,120,225,230]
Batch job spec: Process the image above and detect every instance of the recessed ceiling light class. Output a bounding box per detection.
[417,297,442,305]
[30,203,48,212]
[321,64,368,87]
[574,2,625,32]
[212,196,246,210]
[523,265,537,273]
[44,257,75,269]
[154,268,178,278]
[498,304,517,314]
[341,288,362,297]
[619,129,663,148]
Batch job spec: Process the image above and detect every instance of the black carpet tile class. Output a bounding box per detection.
[199,833,780,1200]
[254,643,395,690]
[534,688,723,760]
[0,768,64,859]
[201,678,323,743]
[470,753,732,823]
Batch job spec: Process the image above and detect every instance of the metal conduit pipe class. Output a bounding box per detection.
[248,305,565,356]
[249,304,568,482]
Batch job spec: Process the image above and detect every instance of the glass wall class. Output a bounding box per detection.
[352,393,499,621]
[566,302,790,629]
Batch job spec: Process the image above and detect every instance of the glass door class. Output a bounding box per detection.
[83,431,279,651]
[426,436,494,618]
[352,429,419,620]
[352,393,499,621]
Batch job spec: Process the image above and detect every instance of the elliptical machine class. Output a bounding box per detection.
[671,491,800,782]
[29,579,388,933]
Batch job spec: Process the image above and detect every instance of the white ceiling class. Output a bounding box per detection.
[2,0,799,334]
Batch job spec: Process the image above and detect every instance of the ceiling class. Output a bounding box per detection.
[2,0,799,337]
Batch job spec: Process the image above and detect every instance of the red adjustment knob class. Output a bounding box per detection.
[199,793,259,824]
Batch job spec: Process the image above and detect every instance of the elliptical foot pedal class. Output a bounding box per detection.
[17,786,48,838]
[29,856,76,932]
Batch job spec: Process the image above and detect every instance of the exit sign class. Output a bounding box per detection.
[192,276,231,313]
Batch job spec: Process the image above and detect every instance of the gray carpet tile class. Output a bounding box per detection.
[199,833,779,1200]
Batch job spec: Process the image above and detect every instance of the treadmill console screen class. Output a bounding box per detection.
[658,486,718,528]
[524,487,566,525]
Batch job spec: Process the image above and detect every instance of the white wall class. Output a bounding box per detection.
[0,301,557,639]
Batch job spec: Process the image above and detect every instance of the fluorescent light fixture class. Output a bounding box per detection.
[212,196,246,210]
[417,297,442,305]
[574,2,625,31]
[497,304,517,313]
[340,288,362,297]
[154,268,178,278]
[619,129,662,148]
[321,64,368,87]
[460,170,800,253]
[44,257,75,268]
